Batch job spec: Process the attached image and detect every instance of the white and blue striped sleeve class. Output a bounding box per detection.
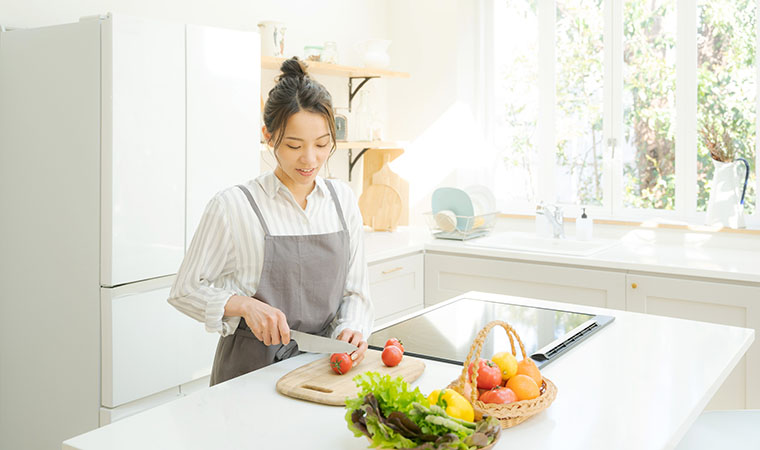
[168,194,238,336]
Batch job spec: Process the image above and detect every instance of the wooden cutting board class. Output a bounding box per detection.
[276,349,426,405]
[358,184,402,231]
[372,163,409,226]
[362,148,404,193]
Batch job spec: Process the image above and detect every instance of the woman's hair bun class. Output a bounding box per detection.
[278,57,308,81]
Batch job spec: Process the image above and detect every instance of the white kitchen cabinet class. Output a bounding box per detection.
[185,24,260,247]
[424,252,627,310]
[99,386,182,426]
[627,273,760,409]
[369,252,424,324]
[101,276,218,408]
[101,15,187,287]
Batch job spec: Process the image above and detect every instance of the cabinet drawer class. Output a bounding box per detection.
[101,277,219,407]
[369,253,424,321]
[424,252,626,310]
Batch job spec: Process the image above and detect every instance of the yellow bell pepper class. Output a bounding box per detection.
[427,389,475,422]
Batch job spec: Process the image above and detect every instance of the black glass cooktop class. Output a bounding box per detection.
[367,297,614,368]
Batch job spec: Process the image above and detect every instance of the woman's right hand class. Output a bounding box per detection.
[226,295,290,346]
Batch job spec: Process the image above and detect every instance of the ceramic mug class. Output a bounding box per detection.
[355,39,391,69]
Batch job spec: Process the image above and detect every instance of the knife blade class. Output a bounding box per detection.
[290,330,357,354]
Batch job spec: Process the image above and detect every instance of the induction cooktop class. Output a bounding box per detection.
[367,297,614,368]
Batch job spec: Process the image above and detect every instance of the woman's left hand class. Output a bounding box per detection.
[336,329,368,366]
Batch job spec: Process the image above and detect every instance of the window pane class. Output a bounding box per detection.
[493,0,539,205]
[555,0,605,206]
[622,0,677,210]
[697,0,756,215]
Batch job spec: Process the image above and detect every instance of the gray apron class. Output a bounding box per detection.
[209,180,350,385]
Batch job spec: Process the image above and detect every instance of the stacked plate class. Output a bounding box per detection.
[430,185,496,240]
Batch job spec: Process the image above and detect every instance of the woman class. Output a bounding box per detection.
[168,57,373,385]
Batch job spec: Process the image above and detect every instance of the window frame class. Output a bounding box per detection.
[485,0,760,227]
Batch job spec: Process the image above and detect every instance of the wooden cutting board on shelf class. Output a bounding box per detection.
[362,148,404,192]
[276,349,426,406]
[358,184,402,231]
[372,163,409,226]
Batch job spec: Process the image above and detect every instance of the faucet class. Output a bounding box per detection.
[536,202,565,239]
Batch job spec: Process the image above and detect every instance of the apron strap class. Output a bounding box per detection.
[324,179,349,232]
[236,184,271,236]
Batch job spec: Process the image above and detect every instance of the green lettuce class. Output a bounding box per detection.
[344,372,500,450]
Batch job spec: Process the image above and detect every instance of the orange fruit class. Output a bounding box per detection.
[506,374,540,401]
[516,358,542,388]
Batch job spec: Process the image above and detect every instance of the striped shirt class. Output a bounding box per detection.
[168,171,373,339]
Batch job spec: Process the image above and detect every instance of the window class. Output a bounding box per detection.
[491,0,759,224]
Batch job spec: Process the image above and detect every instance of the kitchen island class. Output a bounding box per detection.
[63,291,754,450]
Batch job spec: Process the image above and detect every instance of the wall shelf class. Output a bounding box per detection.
[261,56,410,79]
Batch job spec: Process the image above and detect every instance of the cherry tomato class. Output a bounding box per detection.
[381,345,403,367]
[384,338,404,353]
[468,358,501,390]
[330,353,352,375]
[479,386,518,404]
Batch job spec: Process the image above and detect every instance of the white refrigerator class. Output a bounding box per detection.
[0,14,260,450]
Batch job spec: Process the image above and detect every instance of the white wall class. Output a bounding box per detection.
[386,0,495,223]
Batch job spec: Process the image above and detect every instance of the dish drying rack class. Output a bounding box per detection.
[423,212,497,241]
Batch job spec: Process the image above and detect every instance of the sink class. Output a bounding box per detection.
[465,231,620,257]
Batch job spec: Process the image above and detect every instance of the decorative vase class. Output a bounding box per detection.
[705,158,750,229]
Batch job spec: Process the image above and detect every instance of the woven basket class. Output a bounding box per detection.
[447,320,557,429]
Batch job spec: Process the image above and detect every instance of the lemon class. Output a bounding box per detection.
[491,352,518,381]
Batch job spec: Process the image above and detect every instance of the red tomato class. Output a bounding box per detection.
[479,387,518,404]
[384,338,404,353]
[381,345,403,367]
[468,358,501,390]
[330,353,352,375]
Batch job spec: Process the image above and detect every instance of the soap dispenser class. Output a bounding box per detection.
[576,208,593,241]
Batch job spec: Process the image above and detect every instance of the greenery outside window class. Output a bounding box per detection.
[490,0,759,225]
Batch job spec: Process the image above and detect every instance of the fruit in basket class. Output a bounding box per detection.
[506,374,540,401]
[384,338,404,353]
[382,345,403,367]
[330,353,353,375]
[479,386,518,404]
[427,388,475,422]
[491,352,519,381]
[516,358,543,387]
[468,359,501,390]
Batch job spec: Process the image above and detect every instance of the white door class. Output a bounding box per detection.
[185,24,260,248]
[100,14,186,286]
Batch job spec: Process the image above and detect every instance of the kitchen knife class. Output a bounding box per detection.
[290,330,357,354]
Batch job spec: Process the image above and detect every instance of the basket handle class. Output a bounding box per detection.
[458,320,528,404]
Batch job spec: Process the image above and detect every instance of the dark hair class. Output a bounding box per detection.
[263,57,336,154]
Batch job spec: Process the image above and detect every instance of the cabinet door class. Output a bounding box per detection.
[185,24,260,248]
[100,15,186,286]
[627,274,760,409]
[101,277,218,408]
[424,253,627,310]
[369,253,424,324]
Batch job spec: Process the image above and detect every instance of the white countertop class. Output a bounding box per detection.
[63,291,754,450]
[364,224,760,283]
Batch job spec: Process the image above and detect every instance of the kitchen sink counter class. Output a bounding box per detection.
[364,224,760,284]
[63,292,753,450]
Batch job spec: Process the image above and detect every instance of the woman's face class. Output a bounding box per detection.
[267,110,332,192]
